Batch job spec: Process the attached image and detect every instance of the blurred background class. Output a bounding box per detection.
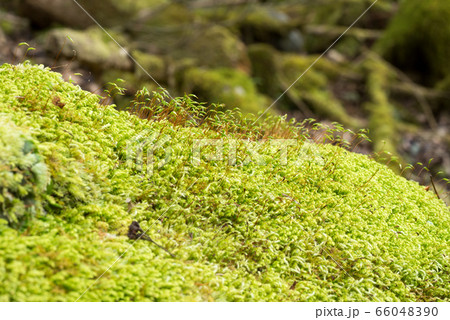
[0,0,449,197]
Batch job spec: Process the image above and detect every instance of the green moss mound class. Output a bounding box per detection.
[0,62,448,301]
[0,116,48,225]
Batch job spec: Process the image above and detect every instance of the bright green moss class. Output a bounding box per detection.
[0,62,448,301]
[0,116,48,225]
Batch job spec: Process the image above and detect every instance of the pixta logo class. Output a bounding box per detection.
[126,131,324,177]
[126,130,173,177]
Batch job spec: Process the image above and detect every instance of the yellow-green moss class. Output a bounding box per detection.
[0,62,448,302]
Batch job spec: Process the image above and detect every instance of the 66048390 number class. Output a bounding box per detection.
[375,307,438,317]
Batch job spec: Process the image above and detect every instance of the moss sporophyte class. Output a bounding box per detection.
[0,62,448,301]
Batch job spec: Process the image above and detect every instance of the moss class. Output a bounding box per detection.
[42,27,132,72]
[101,70,156,109]
[240,5,292,40]
[280,54,344,90]
[436,74,450,92]
[302,0,368,53]
[363,55,400,167]
[0,116,48,226]
[230,6,306,53]
[18,0,138,29]
[248,48,364,124]
[133,12,249,70]
[307,0,383,27]
[279,54,363,128]
[245,6,290,31]
[183,67,269,115]
[376,0,450,83]
[301,0,395,53]
[128,3,248,70]
[132,50,166,82]
[112,0,168,14]
[179,25,250,70]
[139,3,193,28]
[248,44,281,97]
[101,49,166,101]
[0,62,448,301]
[302,90,363,129]
[199,4,291,36]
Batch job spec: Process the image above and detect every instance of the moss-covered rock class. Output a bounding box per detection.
[133,12,250,72]
[42,27,132,72]
[376,0,450,84]
[17,0,146,28]
[180,25,250,71]
[137,2,192,28]
[247,46,363,124]
[248,44,281,97]
[130,3,196,55]
[239,6,292,45]
[363,55,399,161]
[0,62,448,301]
[279,54,363,128]
[130,3,249,70]
[202,5,303,53]
[132,50,166,83]
[299,0,394,54]
[183,67,269,115]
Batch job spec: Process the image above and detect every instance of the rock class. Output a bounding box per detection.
[279,54,329,91]
[238,6,303,52]
[43,27,133,72]
[376,0,450,84]
[134,3,194,28]
[279,54,363,128]
[182,67,269,115]
[0,28,6,51]
[248,44,281,97]
[241,6,291,39]
[176,25,250,71]
[0,28,13,65]
[0,9,29,36]
[18,0,134,28]
[132,50,166,83]
[0,0,21,12]
[279,29,304,53]
[130,2,195,53]
[132,4,250,71]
